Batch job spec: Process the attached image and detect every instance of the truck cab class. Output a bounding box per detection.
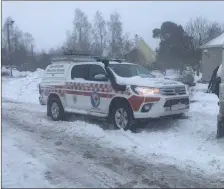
[217,47,224,138]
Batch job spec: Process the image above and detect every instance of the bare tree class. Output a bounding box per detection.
[185,16,224,48]
[207,21,224,40]
[121,32,134,55]
[64,30,77,50]
[107,12,123,58]
[2,17,36,70]
[93,11,107,55]
[23,32,35,54]
[72,8,92,52]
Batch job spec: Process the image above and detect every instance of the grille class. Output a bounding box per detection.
[160,86,186,96]
[164,98,190,107]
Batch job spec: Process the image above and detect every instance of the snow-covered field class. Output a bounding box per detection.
[2,70,224,187]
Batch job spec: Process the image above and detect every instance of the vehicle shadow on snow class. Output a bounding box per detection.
[134,115,188,133]
[65,113,188,134]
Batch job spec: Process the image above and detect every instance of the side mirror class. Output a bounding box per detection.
[94,74,108,81]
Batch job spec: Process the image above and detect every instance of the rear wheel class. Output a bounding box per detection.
[48,98,65,121]
[111,102,135,130]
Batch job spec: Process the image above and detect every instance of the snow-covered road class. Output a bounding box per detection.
[2,71,224,187]
[2,100,224,188]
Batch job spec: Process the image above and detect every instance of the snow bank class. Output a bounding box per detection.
[1,66,31,77]
[2,69,44,104]
[12,69,32,77]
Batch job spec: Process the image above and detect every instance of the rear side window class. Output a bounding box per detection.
[89,65,106,81]
[71,65,89,80]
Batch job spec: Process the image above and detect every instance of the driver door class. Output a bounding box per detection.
[85,64,111,114]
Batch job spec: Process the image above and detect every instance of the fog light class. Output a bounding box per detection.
[141,103,153,112]
[144,105,150,110]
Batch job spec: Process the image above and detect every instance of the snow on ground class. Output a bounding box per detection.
[12,69,32,77]
[2,124,52,188]
[2,66,32,77]
[2,70,224,180]
[2,69,44,104]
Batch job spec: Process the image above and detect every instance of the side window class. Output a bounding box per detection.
[89,65,107,81]
[71,65,89,80]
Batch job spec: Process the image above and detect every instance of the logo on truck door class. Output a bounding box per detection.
[91,92,100,108]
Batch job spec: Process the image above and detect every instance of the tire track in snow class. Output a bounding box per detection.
[2,100,224,188]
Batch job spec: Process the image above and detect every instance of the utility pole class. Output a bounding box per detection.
[6,19,14,77]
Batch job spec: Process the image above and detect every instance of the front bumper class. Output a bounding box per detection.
[133,95,190,119]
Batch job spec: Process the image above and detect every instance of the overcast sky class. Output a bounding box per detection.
[2,1,224,52]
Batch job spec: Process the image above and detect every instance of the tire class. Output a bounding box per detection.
[48,98,65,121]
[111,102,135,130]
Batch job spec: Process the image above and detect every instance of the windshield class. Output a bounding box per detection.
[108,64,154,78]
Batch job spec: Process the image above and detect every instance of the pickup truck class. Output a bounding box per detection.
[39,56,190,130]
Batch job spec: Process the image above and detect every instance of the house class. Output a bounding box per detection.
[200,32,224,82]
[124,36,156,69]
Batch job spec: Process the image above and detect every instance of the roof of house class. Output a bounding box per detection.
[200,32,224,49]
[126,37,156,63]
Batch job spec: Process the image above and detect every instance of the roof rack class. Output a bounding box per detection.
[95,57,125,63]
[63,49,93,56]
[51,56,97,63]
[51,49,125,65]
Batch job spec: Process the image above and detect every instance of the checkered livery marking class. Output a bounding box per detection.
[40,82,131,97]
[65,82,114,93]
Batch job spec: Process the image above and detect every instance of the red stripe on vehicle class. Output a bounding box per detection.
[64,90,114,98]
[128,96,145,112]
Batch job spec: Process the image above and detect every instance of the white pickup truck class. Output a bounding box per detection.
[39,56,190,130]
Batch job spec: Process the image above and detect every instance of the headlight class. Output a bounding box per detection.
[131,85,160,95]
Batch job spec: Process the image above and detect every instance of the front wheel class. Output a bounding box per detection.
[112,103,135,130]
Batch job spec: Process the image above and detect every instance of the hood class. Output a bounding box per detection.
[115,75,184,88]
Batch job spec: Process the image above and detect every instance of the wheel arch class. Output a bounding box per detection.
[108,96,133,119]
